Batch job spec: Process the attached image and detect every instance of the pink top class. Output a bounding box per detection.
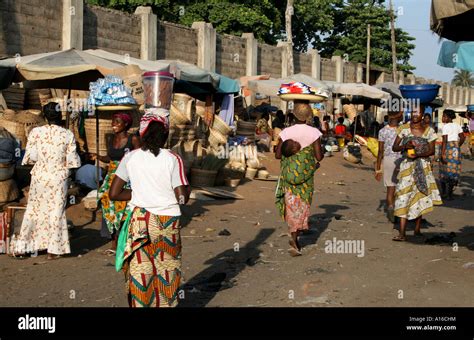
[279,124,322,149]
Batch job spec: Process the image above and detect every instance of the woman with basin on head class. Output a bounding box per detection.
[391,105,442,241]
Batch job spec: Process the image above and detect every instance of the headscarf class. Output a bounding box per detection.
[139,108,170,137]
[113,112,133,129]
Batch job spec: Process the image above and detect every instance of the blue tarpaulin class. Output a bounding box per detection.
[437,40,474,71]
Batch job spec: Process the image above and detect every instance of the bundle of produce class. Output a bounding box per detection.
[88,76,136,106]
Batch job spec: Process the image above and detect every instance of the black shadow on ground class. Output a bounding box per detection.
[299,204,350,248]
[404,225,474,251]
[178,228,275,307]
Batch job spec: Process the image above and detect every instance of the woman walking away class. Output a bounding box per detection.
[375,110,402,223]
[109,109,190,308]
[90,112,139,254]
[391,106,442,241]
[275,102,324,256]
[439,109,465,200]
[15,103,81,259]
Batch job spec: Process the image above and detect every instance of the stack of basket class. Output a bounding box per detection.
[0,127,19,204]
[2,85,25,110]
[209,115,231,148]
[171,139,207,177]
[0,109,46,149]
[236,120,256,143]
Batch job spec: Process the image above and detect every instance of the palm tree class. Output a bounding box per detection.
[451,69,474,87]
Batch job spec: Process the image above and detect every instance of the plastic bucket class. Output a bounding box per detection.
[142,71,175,109]
[337,137,345,148]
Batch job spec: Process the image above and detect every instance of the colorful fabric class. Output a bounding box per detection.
[284,191,310,233]
[278,82,328,98]
[401,136,431,195]
[16,125,81,255]
[394,124,442,220]
[139,108,170,137]
[276,145,317,220]
[439,141,461,185]
[98,161,128,234]
[122,207,181,308]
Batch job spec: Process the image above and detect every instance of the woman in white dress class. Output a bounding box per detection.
[14,103,81,259]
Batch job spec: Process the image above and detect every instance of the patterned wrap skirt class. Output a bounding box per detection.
[394,158,442,220]
[439,142,462,186]
[98,161,128,234]
[122,207,182,308]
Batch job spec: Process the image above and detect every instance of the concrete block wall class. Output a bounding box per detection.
[343,62,357,83]
[294,52,312,75]
[321,58,337,81]
[0,0,63,57]
[257,43,282,78]
[83,5,141,58]
[216,34,247,79]
[157,21,197,65]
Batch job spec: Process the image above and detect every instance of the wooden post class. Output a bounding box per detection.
[285,0,294,76]
[389,0,398,84]
[366,24,371,85]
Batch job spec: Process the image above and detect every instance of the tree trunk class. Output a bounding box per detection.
[286,0,294,76]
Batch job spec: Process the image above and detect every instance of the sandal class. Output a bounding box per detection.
[103,249,116,256]
[288,247,302,257]
[47,254,61,260]
[392,235,406,242]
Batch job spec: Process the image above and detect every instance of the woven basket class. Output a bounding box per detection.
[0,178,19,203]
[215,167,245,186]
[84,117,114,157]
[173,93,194,122]
[212,115,232,136]
[208,128,228,147]
[170,103,191,126]
[190,168,217,187]
[245,167,258,180]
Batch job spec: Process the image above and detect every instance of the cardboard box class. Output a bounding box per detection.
[113,65,144,105]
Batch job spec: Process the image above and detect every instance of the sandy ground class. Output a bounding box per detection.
[1,146,473,307]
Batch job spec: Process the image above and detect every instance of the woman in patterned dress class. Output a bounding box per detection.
[391,107,442,241]
[275,102,324,256]
[15,103,81,259]
[90,112,139,253]
[109,109,190,307]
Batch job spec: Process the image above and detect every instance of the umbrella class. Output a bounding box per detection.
[437,40,474,71]
[84,49,239,96]
[374,82,402,98]
[247,73,334,97]
[430,0,474,42]
[0,49,124,90]
[332,83,390,100]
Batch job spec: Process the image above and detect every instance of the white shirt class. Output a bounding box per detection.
[115,148,189,216]
[442,122,463,142]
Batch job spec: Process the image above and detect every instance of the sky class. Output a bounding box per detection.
[392,0,454,83]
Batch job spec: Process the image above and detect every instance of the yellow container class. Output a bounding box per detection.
[337,137,345,148]
[407,149,415,157]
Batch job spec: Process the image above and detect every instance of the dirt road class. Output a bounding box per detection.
[1,148,473,307]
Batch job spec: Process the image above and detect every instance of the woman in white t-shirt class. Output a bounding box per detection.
[439,109,465,200]
[109,110,190,308]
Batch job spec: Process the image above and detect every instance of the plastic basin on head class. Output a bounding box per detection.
[399,84,440,104]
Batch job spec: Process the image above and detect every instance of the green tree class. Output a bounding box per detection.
[323,0,415,72]
[451,69,474,87]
